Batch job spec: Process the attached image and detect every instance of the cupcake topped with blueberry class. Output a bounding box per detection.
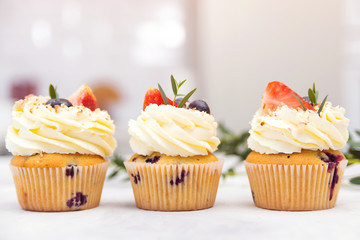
[245,81,349,211]
[6,84,116,212]
[125,75,223,211]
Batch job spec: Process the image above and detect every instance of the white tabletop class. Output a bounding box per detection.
[1,156,360,240]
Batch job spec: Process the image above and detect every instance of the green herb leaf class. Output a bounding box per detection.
[178,79,187,89]
[178,88,196,108]
[170,75,178,96]
[308,88,316,106]
[315,90,319,102]
[317,95,328,116]
[292,94,306,111]
[158,83,170,105]
[49,84,58,99]
[350,176,360,185]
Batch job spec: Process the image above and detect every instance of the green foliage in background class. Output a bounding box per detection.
[108,154,127,180]
[217,123,250,179]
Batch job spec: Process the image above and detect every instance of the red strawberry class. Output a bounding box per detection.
[68,84,97,111]
[261,81,313,113]
[143,88,176,110]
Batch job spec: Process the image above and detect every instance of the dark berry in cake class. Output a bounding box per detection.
[170,169,188,186]
[318,151,344,200]
[46,98,73,108]
[66,192,88,208]
[145,156,160,164]
[131,172,141,184]
[188,100,210,114]
[65,164,79,178]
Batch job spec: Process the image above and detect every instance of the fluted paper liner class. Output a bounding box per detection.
[124,160,224,211]
[244,160,347,211]
[10,161,109,212]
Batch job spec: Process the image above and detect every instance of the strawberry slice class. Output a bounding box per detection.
[143,88,176,110]
[261,81,313,113]
[68,84,97,111]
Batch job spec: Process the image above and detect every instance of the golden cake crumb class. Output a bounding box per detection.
[246,149,345,165]
[11,153,106,168]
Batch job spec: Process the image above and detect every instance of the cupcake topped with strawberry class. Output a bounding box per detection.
[248,81,349,154]
[245,81,349,211]
[129,75,219,157]
[125,75,223,211]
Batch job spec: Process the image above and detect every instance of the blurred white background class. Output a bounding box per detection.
[0,0,359,154]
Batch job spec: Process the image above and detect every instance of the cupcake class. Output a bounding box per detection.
[245,82,349,211]
[125,76,223,211]
[6,84,117,211]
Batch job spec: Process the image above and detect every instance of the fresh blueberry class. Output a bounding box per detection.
[188,100,210,114]
[46,98,73,108]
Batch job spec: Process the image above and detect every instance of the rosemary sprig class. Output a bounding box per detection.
[158,75,196,108]
[178,88,197,108]
[292,94,306,111]
[158,84,169,105]
[49,84,59,99]
[293,83,328,115]
[308,83,319,107]
[317,95,328,115]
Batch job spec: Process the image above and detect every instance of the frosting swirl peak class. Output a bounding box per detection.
[6,95,117,157]
[248,103,349,154]
[128,104,220,157]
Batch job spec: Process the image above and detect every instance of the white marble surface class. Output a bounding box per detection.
[0,156,360,240]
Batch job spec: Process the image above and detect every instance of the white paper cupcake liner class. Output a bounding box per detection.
[244,160,347,211]
[124,160,224,211]
[10,161,109,212]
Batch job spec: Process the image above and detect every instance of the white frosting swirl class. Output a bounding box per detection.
[128,104,220,157]
[6,95,117,157]
[248,103,349,154]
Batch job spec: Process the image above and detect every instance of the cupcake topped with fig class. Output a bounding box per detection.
[125,75,223,211]
[245,81,349,211]
[6,84,116,212]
